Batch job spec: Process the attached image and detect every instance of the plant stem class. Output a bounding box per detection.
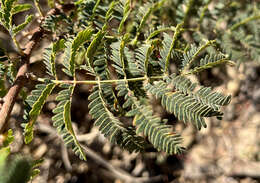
[230,14,260,31]
[131,0,167,46]
[146,26,176,42]
[34,0,44,17]
[164,23,183,74]
[199,0,213,24]
[182,40,216,73]
[12,36,24,56]
[183,59,235,75]
[37,76,164,85]
[183,0,195,27]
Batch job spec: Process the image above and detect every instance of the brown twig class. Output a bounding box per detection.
[61,141,73,171]
[37,123,165,183]
[0,4,75,133]
[0,27,44,133]
[81,145,164,183]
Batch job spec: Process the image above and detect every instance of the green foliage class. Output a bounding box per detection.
[117,0,131,33]
[0,156,32,183]
[0,0,259,162]
[0,46,8,97]
[0,0,32,33]
[145,75,231,129]
[12,15,33,36]
[52,84,86,160]
[11,4,32,14]
[88,85,147,153]
[19,0,235,158]
[2,129,14,148]
[192,0,260,63]
[43,39,65,79]
[22,83,56,144]
[0,130,42,183]
[63,28,93,77]
[0,154,42,183]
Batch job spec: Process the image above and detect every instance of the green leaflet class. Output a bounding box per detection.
[12,15,33,36]
[159,33,173,72]
[23,83,56,144]
[88,86,125,143]
[181,40,216,72]
[88,85,146,153]
[146,26,174,41]
[145,76,231,130]
[115,80,184,154]
[105,0,117,22]
[0,47,8,97]
[133,106,184,154]
[11,4,32,14]
[118,0,131,33]
[86,25,107,66]
[111,41,125,77]
[132,0,167,45]
[43,39,65,79]
[63,28,93,77]
[0,129,14,165]
[30,159,43,180]
[0,0,32,33]
[187,57,235,75]
[158,25,183,74]
[2,129,14,148]
[92,0,101,15]
[52,84,86,160]
[0,0,17,29]
[135,44,152,76]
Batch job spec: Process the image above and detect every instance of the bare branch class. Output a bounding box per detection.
[37,123,165,183]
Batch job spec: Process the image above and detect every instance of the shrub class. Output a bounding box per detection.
[0,0,259,180]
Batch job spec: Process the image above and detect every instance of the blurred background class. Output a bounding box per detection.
[0,0,260,183]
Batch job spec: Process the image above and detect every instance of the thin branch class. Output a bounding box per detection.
[12,36,24,56]
[183,0,195,27]
[34,75,164,85]
[164,23,183,74]
[181,40,216,74]
[229,14,260,32]
[61,142,72,171]
[199,0,213,24]
[37,123,165,183]
[0,27,44,133]
[0,4,75,133]
[34,0,44,17]
[81,145,164,183]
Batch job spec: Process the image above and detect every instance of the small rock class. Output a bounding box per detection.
[33,144,47,159]
[11,103,21,116]
[223,104,236,121]
[102,142,111,154]
[182,125,195,147]
[213,176,238,183]
[227,67,237,79]
[227,80,240,95]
